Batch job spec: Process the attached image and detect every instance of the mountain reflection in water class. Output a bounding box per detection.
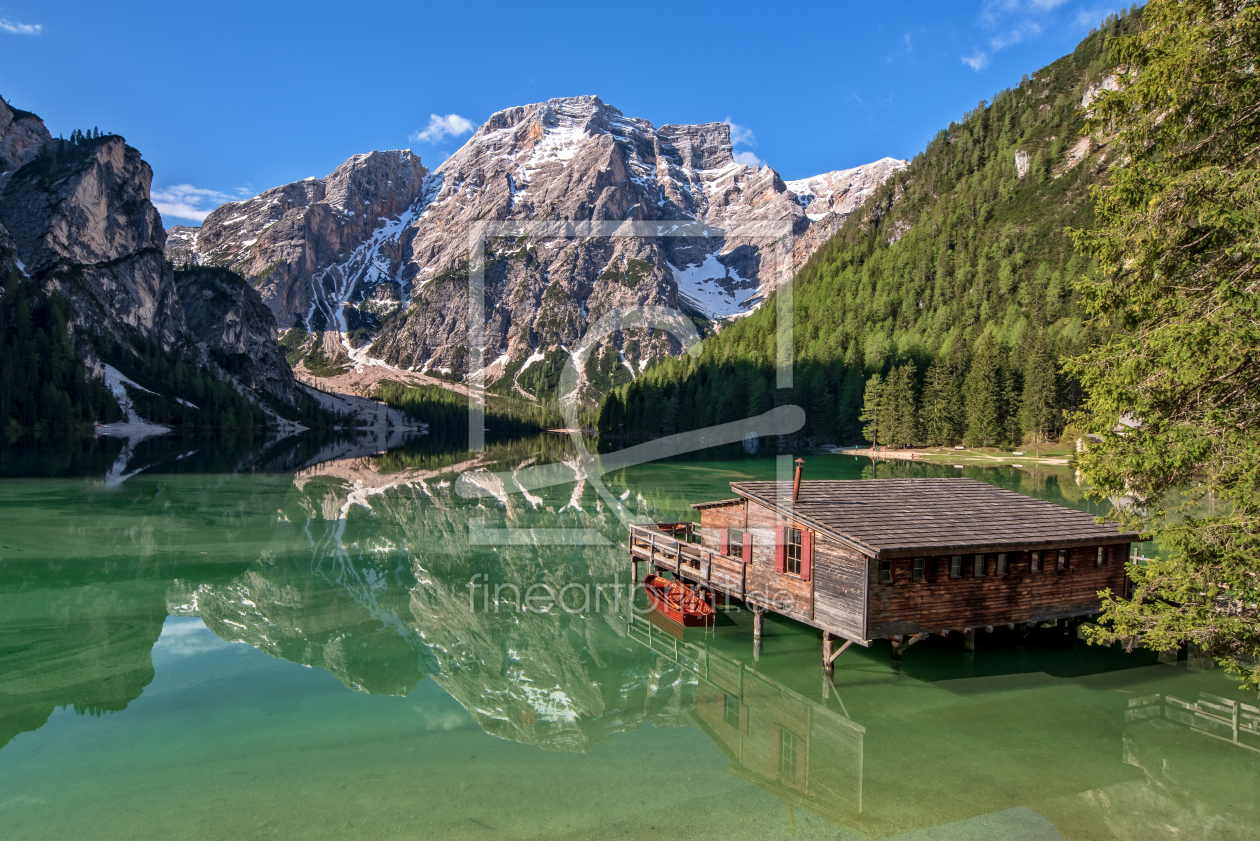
[0,433,1255,840]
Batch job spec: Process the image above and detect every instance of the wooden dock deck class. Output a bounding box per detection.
[628,523,749,601]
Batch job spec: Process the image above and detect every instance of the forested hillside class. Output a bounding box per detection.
[601,9,1143,448]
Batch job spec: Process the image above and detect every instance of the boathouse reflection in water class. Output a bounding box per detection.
[627,613,866,821]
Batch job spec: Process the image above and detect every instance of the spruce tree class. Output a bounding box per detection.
[883,364,919,448]
[1069,0,1260,687]
[1020,332,1058,452]
[963,335,1001,447]
[919,356,951,446]
[859,373,883,449]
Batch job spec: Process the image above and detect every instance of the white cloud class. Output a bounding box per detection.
[962,52,991,71]
[723,118,756,147]
[991,21,1042,50]
[410,113,475,144]
[964,0,1071,71]
[151,183,237,224]
[0,17,41,35]
[724,118,764,166]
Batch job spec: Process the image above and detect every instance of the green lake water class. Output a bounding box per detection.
[0,436,1256,840]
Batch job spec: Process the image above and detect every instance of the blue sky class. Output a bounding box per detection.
[0,1,1134,225]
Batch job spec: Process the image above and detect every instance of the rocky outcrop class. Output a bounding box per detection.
[173,266,300,405]
[170,97,905,395]
[0,111,303,418]
[164,224,198,265]
[784,157,908,271]
[190,150,428,332]
[0,97,49,193]
[0,136,181,345]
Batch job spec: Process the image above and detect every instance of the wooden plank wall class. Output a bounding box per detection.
[811,538,869,642]
[867,543,1130,637]
[745,502,813,622]
[699,501,745,552]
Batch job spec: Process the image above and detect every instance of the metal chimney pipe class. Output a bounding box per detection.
[793,458,805,502]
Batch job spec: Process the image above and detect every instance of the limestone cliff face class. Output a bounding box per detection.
[173,267,300,405]
[0,97,49,193]
[0,136,179,345]
[170,96,905,391]
[184,150,428,333]
[0,107,301,412]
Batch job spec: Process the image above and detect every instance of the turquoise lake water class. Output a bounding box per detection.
[0,436,1256,840]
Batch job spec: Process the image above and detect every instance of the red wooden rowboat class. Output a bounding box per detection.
[643,574,715,627]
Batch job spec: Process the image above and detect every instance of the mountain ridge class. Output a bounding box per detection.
[167,95,904,404]
[0,96,324,440]
[600,10,1144,448]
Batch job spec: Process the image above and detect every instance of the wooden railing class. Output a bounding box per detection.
[629,523,748,599]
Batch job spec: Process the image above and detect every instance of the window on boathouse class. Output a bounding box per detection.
[913,557,925,582]
[1058,548,1069,571]
[879,559,892,584]
[950,556,962,578]
[1031,551,1042,573]
[974,554,986,577]
[997,553,1008,575]
[785,528,803,576]
[1096,546,1106,567]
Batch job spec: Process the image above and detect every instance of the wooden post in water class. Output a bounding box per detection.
[753,607,764,661]
[629,530,639,609]
[823,632,835,672]
[964,628,976,652]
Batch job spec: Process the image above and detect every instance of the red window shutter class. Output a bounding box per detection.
[742,532,753,564]
[719,528,729,555]
[775,526,786,572]
[801,531,813,581]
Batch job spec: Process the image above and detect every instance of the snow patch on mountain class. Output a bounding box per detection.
[670,252,758,320]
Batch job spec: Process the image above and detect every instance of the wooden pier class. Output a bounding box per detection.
[629,522,748,601]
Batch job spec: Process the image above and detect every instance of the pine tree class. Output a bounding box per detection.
[964,335,1002,447]
[859,373,883,449]
[882,364,919,448]
[1020,332,1058,452]
[919,356,951,446]
[1069,0,1260,687]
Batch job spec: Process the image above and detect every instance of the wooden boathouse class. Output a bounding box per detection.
[629,475,1139,670]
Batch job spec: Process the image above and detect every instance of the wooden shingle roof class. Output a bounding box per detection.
[730,478,1138,557]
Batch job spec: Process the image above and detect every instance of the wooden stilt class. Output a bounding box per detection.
[753,608,764,661]
[964,628,976,652]
[822,633,854,670]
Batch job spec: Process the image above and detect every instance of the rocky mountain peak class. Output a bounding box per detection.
[0,103,303,418]
[1,136,165,273]
[167,96,907,401]
[785,157,908,221]
[0,97,51,193]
